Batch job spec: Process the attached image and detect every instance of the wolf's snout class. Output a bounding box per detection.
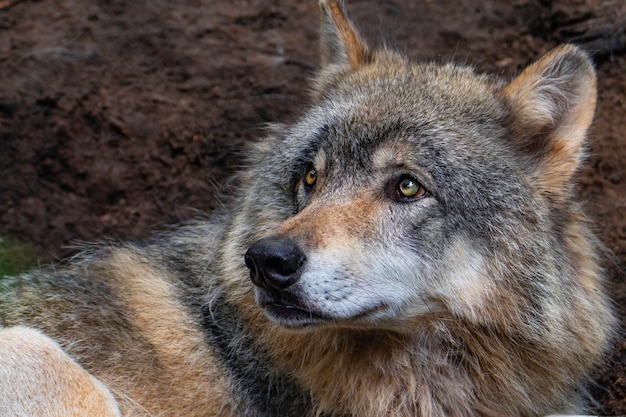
[244,236,305,290]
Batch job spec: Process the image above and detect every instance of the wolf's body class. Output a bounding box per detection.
[0,1,615,416]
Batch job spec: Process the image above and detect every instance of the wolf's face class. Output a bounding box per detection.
[243,3,597,332]
[246,64,523,330]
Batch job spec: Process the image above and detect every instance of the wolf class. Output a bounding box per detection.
[0,1,615,416]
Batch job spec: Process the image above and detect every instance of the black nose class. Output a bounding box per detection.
[244,236,305,291]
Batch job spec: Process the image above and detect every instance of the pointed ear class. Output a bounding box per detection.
[315,0,371,93]
[318,0,369,69]
[503,45,597,199]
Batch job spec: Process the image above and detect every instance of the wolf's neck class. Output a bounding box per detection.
[259,324,461,417]
[259,320,579,417]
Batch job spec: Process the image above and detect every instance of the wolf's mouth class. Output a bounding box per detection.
[253,286,329,327]
[256,287,392,329]
[262,301,327,326]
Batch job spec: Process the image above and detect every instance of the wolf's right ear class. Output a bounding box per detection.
[314,0,371,94]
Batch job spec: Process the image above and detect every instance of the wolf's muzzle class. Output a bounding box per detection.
[244,236,305,291]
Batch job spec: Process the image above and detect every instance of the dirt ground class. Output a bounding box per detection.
[0,0,624,413]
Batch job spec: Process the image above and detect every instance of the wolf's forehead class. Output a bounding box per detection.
[306,116,417,166]
[315,75,504,138]
[336,63,502,116]
[292,64,511,173]
[304,100,482,159]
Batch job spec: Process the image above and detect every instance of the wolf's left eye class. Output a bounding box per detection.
[390,175,427,201]
[304,166,317,187]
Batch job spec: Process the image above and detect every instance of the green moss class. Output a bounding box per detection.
[0,236,40,277]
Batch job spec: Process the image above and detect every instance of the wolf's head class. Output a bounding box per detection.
[240,0,604,337]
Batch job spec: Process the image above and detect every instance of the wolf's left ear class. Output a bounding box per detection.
[315,0,371,93]
[503,45,597,198]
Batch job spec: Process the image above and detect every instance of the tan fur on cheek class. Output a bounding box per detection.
[0,327,121,417]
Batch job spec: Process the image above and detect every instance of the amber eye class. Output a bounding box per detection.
[397,176,426,199]
[304,166,317,187]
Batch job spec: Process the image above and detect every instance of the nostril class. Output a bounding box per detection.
[244,255,254,270]
[244,236,305,290]
[244,255,264,287]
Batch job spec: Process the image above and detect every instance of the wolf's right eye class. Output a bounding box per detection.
[304,166,317,187]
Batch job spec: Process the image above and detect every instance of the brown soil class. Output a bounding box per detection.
[0,0,624,413]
